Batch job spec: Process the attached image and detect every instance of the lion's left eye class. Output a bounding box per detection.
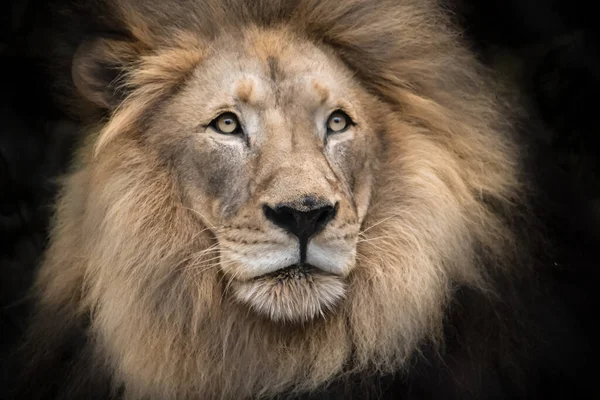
[326,110,352,134]
[209,112,243,135]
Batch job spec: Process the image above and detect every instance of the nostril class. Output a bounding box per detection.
[263,205,296,230]
[315,203,338,231]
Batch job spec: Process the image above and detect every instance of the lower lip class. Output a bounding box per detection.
[253,264,320,281]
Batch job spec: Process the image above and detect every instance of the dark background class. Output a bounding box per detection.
[1,0,599,393]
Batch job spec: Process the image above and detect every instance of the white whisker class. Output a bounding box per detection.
[358,214,402,235]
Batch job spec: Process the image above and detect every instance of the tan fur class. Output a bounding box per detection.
[37,0,522,398]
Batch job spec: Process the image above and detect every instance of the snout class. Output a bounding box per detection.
[223,195,356,322]
[216,194,357,281]
[225,195,353,322]
[217,179,360,321]
[257,194,355,276]
[262,196,339,262]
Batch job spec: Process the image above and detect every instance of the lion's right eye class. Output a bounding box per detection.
[209,112,243,135]
[326,110,353,134]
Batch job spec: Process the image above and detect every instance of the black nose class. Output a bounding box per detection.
[263,199,338,260]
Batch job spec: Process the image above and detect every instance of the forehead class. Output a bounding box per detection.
[187,28,357,109]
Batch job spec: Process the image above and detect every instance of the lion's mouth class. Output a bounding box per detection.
[253,263,320,282]
[233,263,346,322]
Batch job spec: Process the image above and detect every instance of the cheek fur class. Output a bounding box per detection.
[174,139,251,219]
[326,136,371,200]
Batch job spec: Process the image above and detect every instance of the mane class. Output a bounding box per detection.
[23,0,532,398]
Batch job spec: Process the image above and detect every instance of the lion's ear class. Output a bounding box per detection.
[72,37,141,110]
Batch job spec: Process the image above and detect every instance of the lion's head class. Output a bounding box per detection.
[146,29,381,322]
[36,0,522,397]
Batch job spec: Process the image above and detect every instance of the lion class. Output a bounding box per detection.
[10,0,594,399]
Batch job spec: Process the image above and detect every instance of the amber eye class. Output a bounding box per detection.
[326,110,352,134]
[210,112,242,134]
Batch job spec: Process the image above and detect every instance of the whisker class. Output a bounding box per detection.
[157,242,221,273]
[189,225,215,240]
[358,214,402,235]
[143,247,223,292]
[183,206,217,229]
[357,235,395,244]
[183,255,223,270]
[189,256,240,279]
[223,268,244,297]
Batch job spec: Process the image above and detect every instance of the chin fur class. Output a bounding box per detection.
[232,266,346,323]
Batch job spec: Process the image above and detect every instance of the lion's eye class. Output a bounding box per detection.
[210,112,242,134]
[326,110,352,134]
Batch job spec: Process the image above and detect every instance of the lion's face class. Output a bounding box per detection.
[145,30,380,322]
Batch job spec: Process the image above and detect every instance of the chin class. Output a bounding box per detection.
[231,264,347,323]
